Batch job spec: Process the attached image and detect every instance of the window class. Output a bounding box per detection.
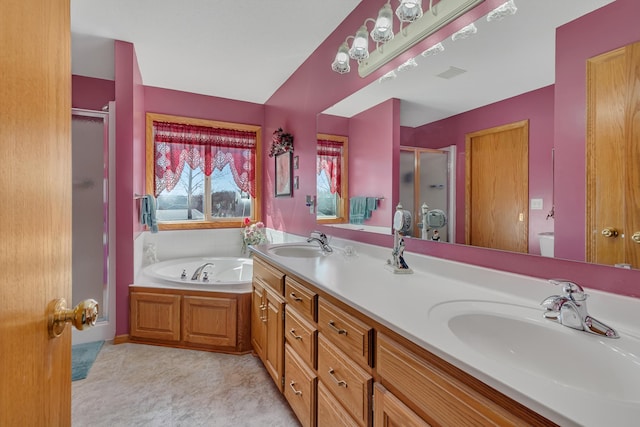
[146,113,262,230]
[316,133,348,223]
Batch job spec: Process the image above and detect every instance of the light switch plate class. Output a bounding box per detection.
[530,198,544,210]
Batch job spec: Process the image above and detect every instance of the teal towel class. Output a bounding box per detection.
[365,197,378,219]
[140,194,158,233]
[349,197,367,224]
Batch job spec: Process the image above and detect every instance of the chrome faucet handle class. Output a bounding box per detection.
[540,295,565,311]
[548,278,587,301]
[310,230,327,241]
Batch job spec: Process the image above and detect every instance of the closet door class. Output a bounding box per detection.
[465,120,529,253]
[587,40,640,267]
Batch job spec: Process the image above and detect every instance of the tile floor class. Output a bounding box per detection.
[72,342,299,426]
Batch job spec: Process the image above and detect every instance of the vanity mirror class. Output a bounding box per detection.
[317,0,639,268]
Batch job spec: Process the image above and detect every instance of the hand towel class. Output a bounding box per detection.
[140,194,158,233]
[349,197,367,224]
[365,197,378,219]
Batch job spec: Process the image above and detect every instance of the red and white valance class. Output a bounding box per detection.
[153,121,257,197]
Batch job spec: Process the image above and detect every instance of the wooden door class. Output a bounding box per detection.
[465,120,529,253]
[587,41,640,267]
[0,0,72,425]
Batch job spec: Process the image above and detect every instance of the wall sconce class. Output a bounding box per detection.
[331,0,485,77]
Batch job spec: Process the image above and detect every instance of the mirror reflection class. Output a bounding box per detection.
[317,0,635,267]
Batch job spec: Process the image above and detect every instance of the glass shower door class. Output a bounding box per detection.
[71,108,113,343]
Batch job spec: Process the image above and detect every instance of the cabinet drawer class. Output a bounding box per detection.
[285,276,317,322]
[285,306,317,368]
[318,334,372,427]
[318,298,373,368]
[253,256,285,294]
[318,381,360,427]
[284,345,317,427]
[376,334,538,426]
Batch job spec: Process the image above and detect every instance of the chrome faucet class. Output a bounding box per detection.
[540,279,619,338]
[191,262,214,281]
[306,231,333,253]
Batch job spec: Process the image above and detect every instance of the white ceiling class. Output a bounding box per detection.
[71,0,361,104]
[71,0,613,126]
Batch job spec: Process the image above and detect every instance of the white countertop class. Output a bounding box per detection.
[251,240,640,427]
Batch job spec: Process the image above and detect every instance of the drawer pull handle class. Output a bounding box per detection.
[289,381,303,396]
[328,321,347,335]
[328,368,348,388]
[289,329,303,340]
[289,292,303,302]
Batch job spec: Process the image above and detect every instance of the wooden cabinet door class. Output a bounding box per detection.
[130,292,181,342]
[183,295,237,347]
[264,286,286,392]
[251,281,267,359]
[374,383,430,427]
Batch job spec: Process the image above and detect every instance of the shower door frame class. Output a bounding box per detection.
[71,102,116,344]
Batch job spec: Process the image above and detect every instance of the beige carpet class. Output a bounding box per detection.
[72,342,299,426]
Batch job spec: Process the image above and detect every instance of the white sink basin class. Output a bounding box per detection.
[428,300,640,403]
[267,244,329,258]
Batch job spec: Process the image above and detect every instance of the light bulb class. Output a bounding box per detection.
[349,26,370,61]
[372,4,394,43]
[331,42,351,74]
[396,0,423,23]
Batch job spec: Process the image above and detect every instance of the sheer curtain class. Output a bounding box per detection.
[153,121,257,197]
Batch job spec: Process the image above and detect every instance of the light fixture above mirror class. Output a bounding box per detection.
[331,0,486,77]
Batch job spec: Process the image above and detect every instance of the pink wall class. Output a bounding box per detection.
[72,75,115,110]
[114,41,144,336]
[144,86,264,125]
[349,99,400,226]
[317,113,349,137]
[555,0,640,261]
[404,85,555,254]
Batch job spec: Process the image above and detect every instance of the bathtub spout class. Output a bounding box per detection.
[191,263,214,281]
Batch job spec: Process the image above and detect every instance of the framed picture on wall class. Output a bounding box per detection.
[275,151,293,197]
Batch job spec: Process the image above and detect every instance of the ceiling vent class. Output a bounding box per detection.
[436,66,467,79]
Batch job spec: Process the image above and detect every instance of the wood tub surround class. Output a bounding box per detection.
[129,286,251,354]
[250,254,558,427]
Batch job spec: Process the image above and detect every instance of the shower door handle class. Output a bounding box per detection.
[48,298,99,338]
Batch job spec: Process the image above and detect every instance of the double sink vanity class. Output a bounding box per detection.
[251,239,640,426]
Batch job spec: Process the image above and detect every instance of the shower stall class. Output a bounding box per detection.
[71,103,115,344]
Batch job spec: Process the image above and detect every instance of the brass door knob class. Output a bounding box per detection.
[632,232,640,244]
[48,298,99,338]
[601,227,619,238]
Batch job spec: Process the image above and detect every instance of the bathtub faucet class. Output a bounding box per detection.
[191,263,214,281]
